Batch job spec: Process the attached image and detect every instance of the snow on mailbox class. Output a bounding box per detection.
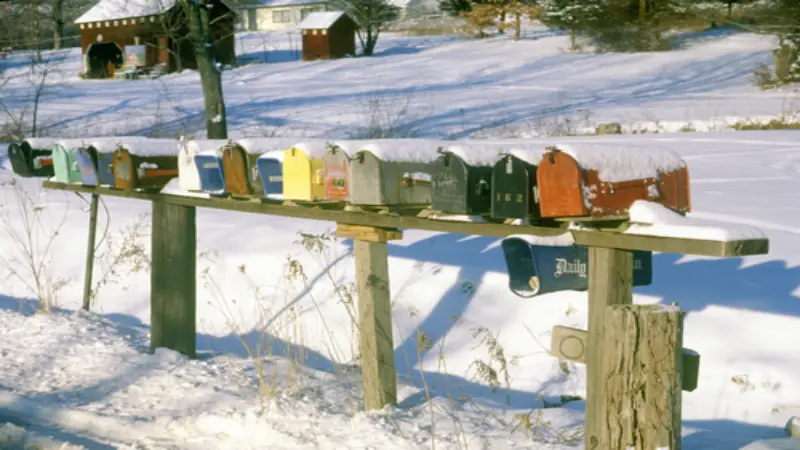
[501,234,652,298]
[112,138,180,191]
[536,143,691,219]
[431,143,502,215]
[221,138,297,197]
[8,138,57,178]
[52,139,88,183]
[178,138,228,192]
[323,140,363,202]
[348,139,445,208]
[490,146,550,221]
[82,137,144,187]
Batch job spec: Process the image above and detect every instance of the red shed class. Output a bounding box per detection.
[297,11,357,61]
[74,0,237,78]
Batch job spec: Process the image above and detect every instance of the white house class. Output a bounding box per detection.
[239,0,329,32]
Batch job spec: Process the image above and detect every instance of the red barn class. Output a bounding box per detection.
[74,0,237,78]
[297,11,357,61]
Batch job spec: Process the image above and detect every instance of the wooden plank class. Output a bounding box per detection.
[150,200,197,359]
[81,193,100,311]
[336,224,403,243]
[603,304,684,450]
[551,325,700,392]
[41,181,770,258]
[585,247,633,450]
[352,236,397,411]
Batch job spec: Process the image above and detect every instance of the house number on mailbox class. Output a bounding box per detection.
[497,193,524,203]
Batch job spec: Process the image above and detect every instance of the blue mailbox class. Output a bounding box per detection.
[194,149,226,196]
[501,236,653,298]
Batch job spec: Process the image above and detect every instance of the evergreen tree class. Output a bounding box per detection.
[439,0,474,17]
[541,0,602,49]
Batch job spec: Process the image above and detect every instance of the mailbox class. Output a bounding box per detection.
[348,139,443,207]
[221,138,296,197]
[431,144,500,215]
[501,236,652,297]
[75,146,100,186]
[7,138,57,178]
[52,140,86,183]
[536,144,691,219]
[194,149,226,195]
[256,150,285,199]
[490,148,548,221]
[111,139,180,191]
[178,139,228,192]
[283,140,329,202]
[323,141,355,202]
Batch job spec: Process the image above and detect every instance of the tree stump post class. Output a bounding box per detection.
[81,193,99,311]
[603,304,685,450]
[336,224,403,411]
[586,247,634,449]
[150,200,197,358]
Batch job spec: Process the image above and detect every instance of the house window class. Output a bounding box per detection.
[272,10,291,23]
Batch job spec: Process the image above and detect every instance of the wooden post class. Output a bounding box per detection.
[336,224,403,411]
[81,193,99,311]
[150,200,196,358]
[586,247,633,450]
[603,304,684,450]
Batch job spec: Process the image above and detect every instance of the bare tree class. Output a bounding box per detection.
[0,52,64,139]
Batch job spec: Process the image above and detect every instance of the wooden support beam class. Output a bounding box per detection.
[337,225,403,411]
[81,193,100,311]
[603,304,684,450]
[585,247,633,450]
[41,182,769,258]
[551,325,700,392]
[150,200,197,358]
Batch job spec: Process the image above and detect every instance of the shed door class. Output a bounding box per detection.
[157,36,169,66]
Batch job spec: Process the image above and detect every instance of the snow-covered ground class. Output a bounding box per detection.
[1,23,800,450]
[0,25,797,141]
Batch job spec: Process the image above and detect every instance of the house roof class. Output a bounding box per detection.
[74,0,235,24]
[297,11,349,30]
[239,0,327,8]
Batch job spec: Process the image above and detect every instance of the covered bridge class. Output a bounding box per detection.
[75,0,237,78]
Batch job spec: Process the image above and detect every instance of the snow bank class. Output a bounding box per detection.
[23,138,61,149]
[621,200,767,241]
[87,136,151,154]
[161,177,211,199]
[357,139,447,163]
[54,139,91,151]
[183,139,229,157]
[547,143,687,182]
[503,232,576,247]
[504,146,550,166]
[0,423,85,450]
[291,140,331,159]
[739,438,800,450]
[426,213,488,222]
[257,149,285,162]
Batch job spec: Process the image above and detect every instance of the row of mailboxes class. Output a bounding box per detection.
[7,138,692,222]
[501,236,653,297]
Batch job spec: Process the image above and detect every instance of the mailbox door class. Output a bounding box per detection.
[431,154,469,213]
[491,155,538,219]
[8,143,34,177]
[396,162,434,205]
[257,157,283,198]
[195,154,226,194]
[221,145,251,195]
[466,165,494,215]
[246,154,264,196]
[283,149,314,201]
[52,149,72,182]
[324,149,349,201]
[8,143,54,178]
[501,238,542,298]
[112,150,135,190]
[66,150,83,183]
[96,153,116,187]
[348,152,385,205]
[536,151,589,218]
[76,148,100,186]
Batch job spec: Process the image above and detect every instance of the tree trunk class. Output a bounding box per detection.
[363,28,378,56]
[498,10,506,34]
[182,0,228,139]
[569,29,576,50]
[727,0,733,19]
[52,0,64,50]
[513,12,521,41]
[32,0,42,62]
[639,0,647,22]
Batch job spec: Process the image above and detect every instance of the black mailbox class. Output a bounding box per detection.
[431,149,494,215]
[501,236,653,297]
[8,140,56,178]
[491,153,540,220]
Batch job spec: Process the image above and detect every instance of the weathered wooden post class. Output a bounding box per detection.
[81,193,99,311]
[150,200,197,358]
[585,247,634,450]
[336,223,403,411]
[603,304,685,450]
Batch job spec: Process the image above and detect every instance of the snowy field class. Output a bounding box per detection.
[0,23,799,450]
[0,24,798,141]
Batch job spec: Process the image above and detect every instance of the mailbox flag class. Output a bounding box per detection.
[501,237,653,298]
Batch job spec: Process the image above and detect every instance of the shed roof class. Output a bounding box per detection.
[239,0,328,8]
[297,11,350,30]
[74,0,235,24]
